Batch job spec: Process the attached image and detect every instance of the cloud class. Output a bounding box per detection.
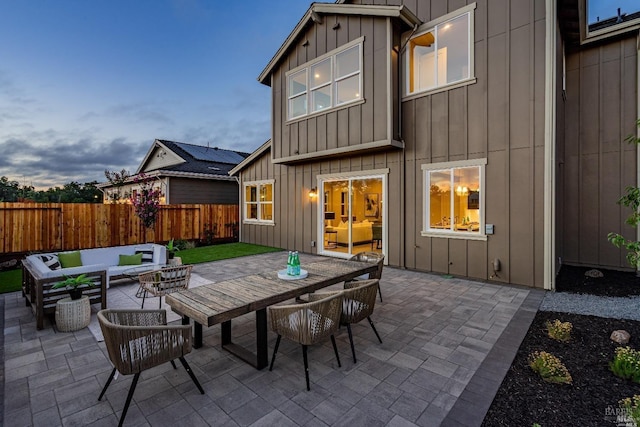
[105,102,175,125]
[0,132,148,189]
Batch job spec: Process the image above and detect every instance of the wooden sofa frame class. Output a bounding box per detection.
[22,260,107,330]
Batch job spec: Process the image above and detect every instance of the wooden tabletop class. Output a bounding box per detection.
[165,258,378,327]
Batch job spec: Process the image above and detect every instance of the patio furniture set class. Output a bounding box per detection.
[20,246,385,426]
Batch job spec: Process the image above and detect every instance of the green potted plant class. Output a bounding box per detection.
[166,239,179,261]
[52,274,95,300]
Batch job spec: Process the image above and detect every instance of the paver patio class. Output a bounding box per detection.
[1,252,543,426]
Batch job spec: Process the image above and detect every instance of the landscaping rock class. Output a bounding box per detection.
[610,330,631,344]
[584,269,603,278]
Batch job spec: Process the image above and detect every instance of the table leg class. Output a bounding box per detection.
[194,322,203,349]
[256,309,268,369]
[220,311,269,370]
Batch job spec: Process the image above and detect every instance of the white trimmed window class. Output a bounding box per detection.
[404,5,475,96]
[287,39,362,120]
[244,180,274,224]
[421,159,486,240]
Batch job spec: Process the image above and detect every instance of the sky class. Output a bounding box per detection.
[0,0,311,189]
[588,0,640,23]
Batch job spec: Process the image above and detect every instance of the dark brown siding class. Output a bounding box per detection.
[560,35,637,269]
[272,15,395,162]
[169,178,239,204]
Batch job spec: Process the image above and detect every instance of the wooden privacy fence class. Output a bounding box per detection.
[0,203,239,254]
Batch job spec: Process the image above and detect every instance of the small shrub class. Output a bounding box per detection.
[545,319,572,342]
[610,346,640,383]
[529,351,572,384]
[619,395,640,426]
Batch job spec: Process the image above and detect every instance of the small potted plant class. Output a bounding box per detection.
[166,239,180,262]
[52,274,95,300]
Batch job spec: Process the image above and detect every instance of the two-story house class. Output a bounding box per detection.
[231,0,638,290]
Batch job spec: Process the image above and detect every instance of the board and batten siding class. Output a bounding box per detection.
[239,148,405,266]
[168,178,239,205]
[271,14,396,162]
[560,35,638,270]
[397,0,547,288]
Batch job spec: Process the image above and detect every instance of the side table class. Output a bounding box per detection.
[55,296,91,332]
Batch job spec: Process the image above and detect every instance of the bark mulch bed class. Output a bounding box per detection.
[482,265,640,426]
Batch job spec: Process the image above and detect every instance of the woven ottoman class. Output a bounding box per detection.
[55,296,91,332]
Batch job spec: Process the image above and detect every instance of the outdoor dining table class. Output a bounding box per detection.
[165,258,378,370]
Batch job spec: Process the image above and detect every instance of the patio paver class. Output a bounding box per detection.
[2,251,543,426]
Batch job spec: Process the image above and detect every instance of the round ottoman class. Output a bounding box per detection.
[55,296,91,332]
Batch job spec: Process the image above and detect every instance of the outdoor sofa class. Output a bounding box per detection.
[22,244,166,329]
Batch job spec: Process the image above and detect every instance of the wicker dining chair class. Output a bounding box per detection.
[138,264,193,309]
[268,293,343,391]
[309,279,382,363]
[348,251,385,302]
[97,309,204,427]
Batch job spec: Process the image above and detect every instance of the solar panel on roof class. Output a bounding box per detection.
[175,142,246,164]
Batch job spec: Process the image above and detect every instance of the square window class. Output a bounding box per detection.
[405,10,472,95]
[244,181,274,224]
[422,160,485,237]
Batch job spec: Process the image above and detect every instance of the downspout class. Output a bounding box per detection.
[394,24,418,269]
[234,176,242,242]
[544,0,557,290]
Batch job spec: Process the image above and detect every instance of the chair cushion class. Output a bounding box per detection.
[58,251,82,268]
[118,253,143,266]
[39,254,61,270]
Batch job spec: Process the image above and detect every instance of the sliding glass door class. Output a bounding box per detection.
[319,174,384,257]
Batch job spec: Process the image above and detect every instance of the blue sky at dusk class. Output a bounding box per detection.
[0,0,310,189]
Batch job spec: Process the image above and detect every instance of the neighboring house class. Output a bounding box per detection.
[99,139,249,204]
[230,0,638,290]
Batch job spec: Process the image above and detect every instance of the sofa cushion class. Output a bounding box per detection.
[118,253,142,266]
[58,251,82,268]
[39,254,61,270]
[135,249,155,264]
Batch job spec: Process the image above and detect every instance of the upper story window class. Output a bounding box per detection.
[421,159,486,240]
[287,39,362,120]
[583,1,640,41]
[404,4,475,96]
[244,180,274,224]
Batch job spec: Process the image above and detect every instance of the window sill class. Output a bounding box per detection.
[243,220,275,226]
[421,230,487,241]
[286,98,365,125]
[402,78,477,102]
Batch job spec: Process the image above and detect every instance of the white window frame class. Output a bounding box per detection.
[421,159,487,241]
[286,37,363,121]
[403,3,476,98]
[243,180,274,225]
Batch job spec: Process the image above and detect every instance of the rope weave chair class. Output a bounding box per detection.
[348,252,385,302]
[309,279,382,363]
[138,264,192,309]
[97,309,204,427]
[268,293,343,391]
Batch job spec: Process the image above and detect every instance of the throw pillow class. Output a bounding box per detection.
[135,249,154,264]
[58,251,82,268]
[118,253,143,266]
[39,254,61,270]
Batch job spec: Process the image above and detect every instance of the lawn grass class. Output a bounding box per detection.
[0,268,22,294]
[0,243,282,295]
[178,242,282,264]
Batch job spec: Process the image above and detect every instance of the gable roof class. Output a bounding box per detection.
[258,3,421,85]
[229,140,271,176]
[137,139,250,176]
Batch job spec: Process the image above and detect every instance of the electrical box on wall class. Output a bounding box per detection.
[485,224,494,235]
